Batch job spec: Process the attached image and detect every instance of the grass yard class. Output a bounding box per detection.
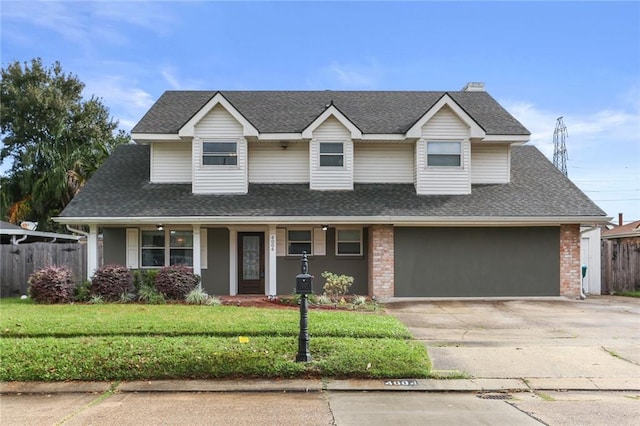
[0,298,430,381]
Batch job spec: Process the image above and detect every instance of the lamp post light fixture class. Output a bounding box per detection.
[295,251,313,362]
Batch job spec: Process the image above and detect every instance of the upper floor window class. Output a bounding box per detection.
[319,142,344,167]
[203,141,237,166]
[427,141,461,167]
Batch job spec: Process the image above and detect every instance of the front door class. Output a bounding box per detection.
[238,232,265,294]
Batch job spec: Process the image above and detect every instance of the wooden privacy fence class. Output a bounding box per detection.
[601,240,640,294]
[0,242,89,298]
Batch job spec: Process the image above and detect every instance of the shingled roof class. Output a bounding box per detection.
[58,144,605,222]
[131,91,530,136]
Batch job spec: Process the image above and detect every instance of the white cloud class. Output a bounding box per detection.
[309,59,382,89]
[2,0,174,48]
[84,75,154,132]
[159,66,206,90]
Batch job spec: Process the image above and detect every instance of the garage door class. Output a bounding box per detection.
[394,227,560,297]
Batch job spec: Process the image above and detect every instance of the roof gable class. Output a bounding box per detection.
[301,103,362,139]
[178,92,258,138]
[405,93,485,139]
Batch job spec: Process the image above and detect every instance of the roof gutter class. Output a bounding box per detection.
[54,215,612,227]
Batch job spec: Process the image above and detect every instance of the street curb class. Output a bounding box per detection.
[3,377,638,395]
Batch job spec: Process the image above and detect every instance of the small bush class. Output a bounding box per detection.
[74,280,92,302]
[317,294,333,305]
[133,269,158,291]
[351,295,367,306]
[206,296,222,306]
[90,265,134,302]
[154,265,199,300]
[185,287,209,305]
[28,266,75,304]
[321,271,354,301]
[137,283,165,304]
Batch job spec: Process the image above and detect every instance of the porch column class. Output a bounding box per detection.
[192,225,201,284]
[368,225,395,300]
[267,225,277,296]
[87,224,98,281]
[228,227,238,295]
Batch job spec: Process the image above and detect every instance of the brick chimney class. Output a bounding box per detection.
[462,82,485,92]
[618,213,623,226]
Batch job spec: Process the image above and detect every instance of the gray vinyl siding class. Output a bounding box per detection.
[200,228,230,295]
[394,227,560,297]
[276,227,368,295]
[103,228,126,266]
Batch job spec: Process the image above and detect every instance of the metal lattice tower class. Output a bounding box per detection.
[553,116,568,176]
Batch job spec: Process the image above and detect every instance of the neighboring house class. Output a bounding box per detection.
[601,220,640,243]
[56,84,608,299]
[0,221,80,245]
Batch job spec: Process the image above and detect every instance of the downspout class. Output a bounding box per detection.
[11,234,28,245]
[66,225,89,238]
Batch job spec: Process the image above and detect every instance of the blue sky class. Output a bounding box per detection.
[2,1,639,222]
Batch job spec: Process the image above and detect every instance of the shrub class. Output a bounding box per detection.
[154,265,199,300]
[317,294,333,305]
[321,271,354,301]
[90,265,134,302]
[74,280,92,302]
[133,269,158,291]
[138,283,165,304]
[351,295,367,306]
[28,266,75,304]
[184,288,221,306]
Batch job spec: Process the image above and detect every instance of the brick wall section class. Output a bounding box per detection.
[560,224,581,299]
[368,225,395,299]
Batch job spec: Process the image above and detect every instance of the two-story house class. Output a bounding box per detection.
[57,84,608,299]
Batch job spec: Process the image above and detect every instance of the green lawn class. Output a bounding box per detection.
[0,298,430,381]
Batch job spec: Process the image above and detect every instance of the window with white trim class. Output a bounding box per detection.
[141,229,193,267]
[427,141,461,167]
[287,229,312,255]
[319,142,344,167]
[203,141,237,166]
[336,228,362,256]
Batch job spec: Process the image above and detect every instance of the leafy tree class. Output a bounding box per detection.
[0,58,129,231]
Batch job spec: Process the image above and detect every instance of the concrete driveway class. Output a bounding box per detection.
[385,296,640,389]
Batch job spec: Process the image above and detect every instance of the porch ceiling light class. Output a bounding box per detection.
[156,224,164,231]
[321,224,328,231]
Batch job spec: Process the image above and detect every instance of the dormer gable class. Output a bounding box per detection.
[178,92,259,138]
[406,93,485,139]
[302,103,362,140]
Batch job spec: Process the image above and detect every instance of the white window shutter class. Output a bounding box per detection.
[200,228,208,269]
[276,228,286,256]
[126,228,139,269]
[313,227,326,256]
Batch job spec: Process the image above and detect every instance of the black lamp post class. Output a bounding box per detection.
[295,251,312,362]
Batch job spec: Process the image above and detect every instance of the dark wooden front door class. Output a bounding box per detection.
[238,232,265,294]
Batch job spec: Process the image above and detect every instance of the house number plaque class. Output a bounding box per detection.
[384,380,419,386]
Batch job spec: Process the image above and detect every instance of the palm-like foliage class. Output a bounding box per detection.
[0,58,129,231]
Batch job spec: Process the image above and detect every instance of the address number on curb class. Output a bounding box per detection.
[384,380,419,386]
